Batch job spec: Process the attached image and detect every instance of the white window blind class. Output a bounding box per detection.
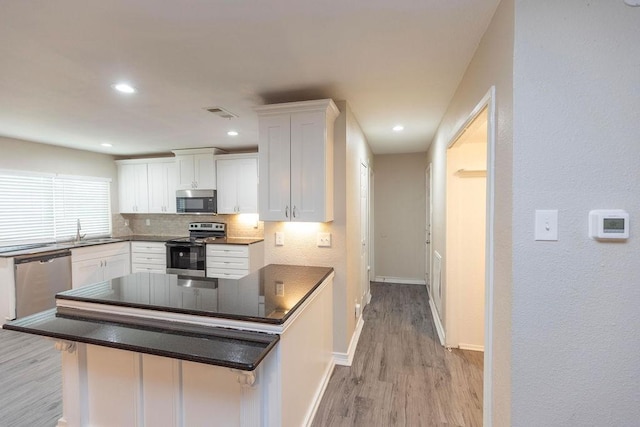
[0,170,111,245]
[54,175,111,240]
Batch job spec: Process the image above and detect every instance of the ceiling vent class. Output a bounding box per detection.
[205,107,238,119]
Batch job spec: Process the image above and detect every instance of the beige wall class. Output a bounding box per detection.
[264,101,373,354]
[0,136,119,211]
[373,153,428,282]
[511,1,640,425]
[425,0,513,424]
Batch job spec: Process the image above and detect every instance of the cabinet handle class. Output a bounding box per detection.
[293,205,297,218]
[285,205,289,218]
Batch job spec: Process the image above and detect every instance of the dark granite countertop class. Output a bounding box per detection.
[3,264,333,370]
[4,308,278,370]
[0,235,264,257]
[56,264,333,325]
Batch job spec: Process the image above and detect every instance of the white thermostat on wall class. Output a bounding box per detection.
[588,209,629,240]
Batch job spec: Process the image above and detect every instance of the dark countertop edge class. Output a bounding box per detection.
[56,266,335,325]
[0,235,265,257]
[3,311,279,371]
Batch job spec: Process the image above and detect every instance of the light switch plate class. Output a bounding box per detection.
[535,210,558,241]
[275,232,284,246]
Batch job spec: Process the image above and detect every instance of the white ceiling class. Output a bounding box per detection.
[0,0,500,156]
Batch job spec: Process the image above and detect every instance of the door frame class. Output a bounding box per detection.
[444,87,496,427]
[425,163,433,293]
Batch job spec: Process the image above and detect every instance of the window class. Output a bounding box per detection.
[0,170,111,245]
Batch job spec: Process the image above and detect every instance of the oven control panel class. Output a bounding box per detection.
[189,222,225,232]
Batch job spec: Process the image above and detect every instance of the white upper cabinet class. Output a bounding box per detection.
[216,154,258,214]
[172,149,217,190]
[117,158,176,214]
[117,163,148,214]
[256,99,339,222]
[148,160,177,213]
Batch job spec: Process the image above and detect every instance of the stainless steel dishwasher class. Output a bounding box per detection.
[14,249,72,318]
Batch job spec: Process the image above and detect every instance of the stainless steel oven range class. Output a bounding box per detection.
[165,222,226,277]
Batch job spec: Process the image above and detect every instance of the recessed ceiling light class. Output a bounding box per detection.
[227,130,239,136]
[112,83,136,94]
[392,125,404,132]
[101,143,113,147]
[624,0,640,6]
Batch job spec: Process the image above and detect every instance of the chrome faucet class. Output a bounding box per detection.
[75,219,86,243]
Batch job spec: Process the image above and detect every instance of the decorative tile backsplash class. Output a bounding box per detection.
[113,213,264,238]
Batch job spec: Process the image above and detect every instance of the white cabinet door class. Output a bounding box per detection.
[176,155,196,189]
[175,153,215,190]
[216,156,258,214]
[148,161,177,213]
[290,110,328,222]
[103,252,131,281]
[236,157,258,213]
[118,163,148,214]
[215,159,238,214]
[258,115,291,221]
[194,153,216,189]
[72,258,104,289]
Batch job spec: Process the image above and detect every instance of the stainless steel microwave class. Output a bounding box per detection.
[176,189,217,214]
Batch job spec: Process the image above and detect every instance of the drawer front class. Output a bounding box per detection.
[206,244,249,258]
[131,241,166,254]
[206,268,248,279]
[132,265,166,274]
[132,253,165,265]
[206,257,249,270]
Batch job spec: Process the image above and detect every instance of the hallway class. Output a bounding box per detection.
[312,282,483,426]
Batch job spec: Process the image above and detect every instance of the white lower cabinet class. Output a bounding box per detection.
[130,241,166,273]
[71,242,131,288]
[205,242,264,279]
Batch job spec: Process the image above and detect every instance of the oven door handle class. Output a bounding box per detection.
[165,242,205,248]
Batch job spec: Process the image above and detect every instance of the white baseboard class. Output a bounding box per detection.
[365,291,371,304]
[373,276,426,285]
[459,343,484,352]
[428,296,446,346]
[333,315,364,366]
[304,358,336,427]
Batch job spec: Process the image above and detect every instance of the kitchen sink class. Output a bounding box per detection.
[67,238,125,247]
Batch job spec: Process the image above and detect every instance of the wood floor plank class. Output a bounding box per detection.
[312,282,483,427]
[0,329,62,427]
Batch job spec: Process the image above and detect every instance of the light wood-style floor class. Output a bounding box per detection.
[0,328,62,427]
[0,282,481,427]
[312,282,483,427]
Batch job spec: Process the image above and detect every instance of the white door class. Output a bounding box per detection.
[425,164,433,293]
[147,162,167,213]
[360,162,370,304]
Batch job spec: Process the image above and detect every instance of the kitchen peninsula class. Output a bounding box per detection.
[4,264,335,427]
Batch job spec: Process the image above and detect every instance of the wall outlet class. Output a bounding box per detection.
[317,232,331,247]
[276,281,285,296]
[145,219,151,226]
[275,232,284,246]
[124,219,129,227]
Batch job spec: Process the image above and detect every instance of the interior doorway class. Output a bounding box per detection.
[445,107,488,351]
